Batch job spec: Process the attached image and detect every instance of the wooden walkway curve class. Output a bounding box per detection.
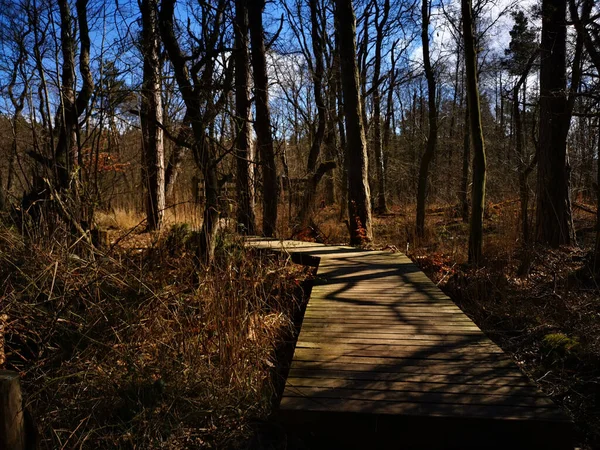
[247,238,574,449]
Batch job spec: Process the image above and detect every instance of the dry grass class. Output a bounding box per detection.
[0,224,309,449]
[95,208,145,231]
[94,202,204,233]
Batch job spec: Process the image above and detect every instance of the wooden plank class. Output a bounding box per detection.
[295,341,503,352]
[303,309,470,317]
[300,323,481,332]
[282,386,554,408]
[292,353,516,369]
[293,346,507,360]
[297,331,489,342]
[305,307,467,315]
[305,302,464,309]
[302,312,476,321]
[285,377,547,397]
[279,397,567,421]
[287,368,533,386]
[290,361,525,377]
[295,339,495,349]
[302,317,477,325]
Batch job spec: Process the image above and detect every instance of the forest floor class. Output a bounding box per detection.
[2,202,600,449]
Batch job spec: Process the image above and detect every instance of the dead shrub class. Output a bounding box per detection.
[0,224,308,448]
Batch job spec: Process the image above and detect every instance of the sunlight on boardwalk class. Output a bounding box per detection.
[247,238,574,450]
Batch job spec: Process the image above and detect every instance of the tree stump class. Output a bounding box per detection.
[0,371,25,450]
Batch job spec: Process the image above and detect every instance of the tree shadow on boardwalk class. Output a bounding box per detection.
[269,244,574,450]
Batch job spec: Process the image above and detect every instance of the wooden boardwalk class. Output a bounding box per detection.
[247,238,574,449]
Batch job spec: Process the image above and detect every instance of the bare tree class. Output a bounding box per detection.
[295,0,336,229]
[248,0,278,237]
[140,0,165,231]
[159,0,232,263]
[462,0,487,265]
[234,0,256,234]
[55,0,94,195]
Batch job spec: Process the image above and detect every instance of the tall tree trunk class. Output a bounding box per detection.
[372,0,389,214]
[334,22,347,221]
[141,0,165,231]
[535,0,572,247]
[234,0,256,234]
[335,0,372,245]
[515,85,529,243]
[462,0,487,265]
[460,105,470,222]
[249,0,278,237]
[383,44,397,176]
[416,0,438,238]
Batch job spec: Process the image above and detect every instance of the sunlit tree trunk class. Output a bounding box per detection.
[140,0,165,231]
[234,0,256,234]
[335,0,372,245]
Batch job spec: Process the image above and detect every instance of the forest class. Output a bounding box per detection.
[0,0,599,448]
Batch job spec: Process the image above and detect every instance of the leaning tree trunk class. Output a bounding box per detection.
[249,0,278,237]
[416,0,438,238]
[234,0,256,235]
[535,0,572,247]
[335,0,372,245]
[141,0,165,231]
[462,0,487,265]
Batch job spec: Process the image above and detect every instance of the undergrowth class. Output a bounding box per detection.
[0,223,309,449]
